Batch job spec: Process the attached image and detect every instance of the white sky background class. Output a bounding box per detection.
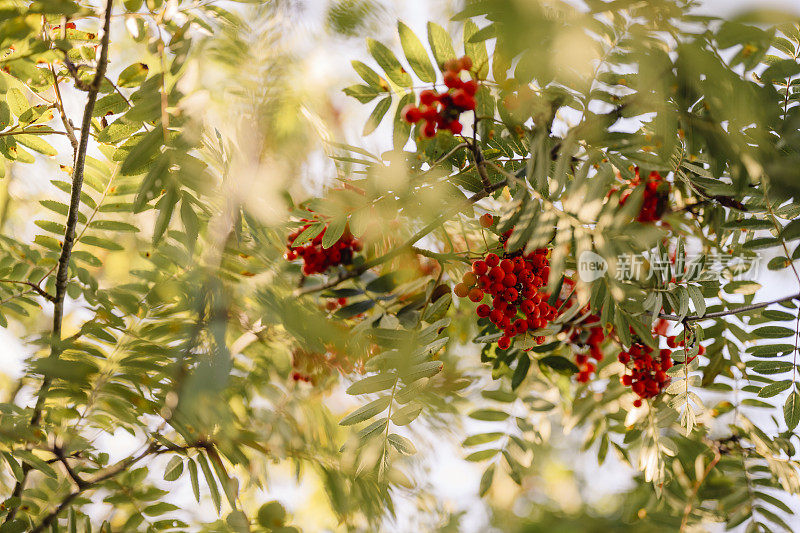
[3,0,800,531]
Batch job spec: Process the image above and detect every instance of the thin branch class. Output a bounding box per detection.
[0,278,56,302]
[659,291,800,322]
[294,178,509,296]
[4,0,115,522]
[679,447,721,532]
[49,64,79,156]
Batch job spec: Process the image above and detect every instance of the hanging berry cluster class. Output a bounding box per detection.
[553,279,607,383]
[455,240,555,351]
[569,315,606,383]
[402,56,477,137]
[286,224,362,276]
[618,338,673,407]
[612,168,671,223]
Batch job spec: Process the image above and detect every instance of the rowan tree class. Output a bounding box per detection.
[1,0,800,531]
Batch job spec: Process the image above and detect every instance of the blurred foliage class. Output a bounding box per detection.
[1,0,800,531]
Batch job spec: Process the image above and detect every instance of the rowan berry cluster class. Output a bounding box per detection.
[285,224,362,276]
[455,245,554,351]
[618,339,673,407]
[612,168,671,223]
[402,56,477,137]
[569,315,606,383]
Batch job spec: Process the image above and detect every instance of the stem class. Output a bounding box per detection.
[679,447,721,532]
[4,0,114,521]
[659,291,800,322]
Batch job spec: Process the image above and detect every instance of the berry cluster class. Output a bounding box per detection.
[455,246,554,351]
[553,279,607,382]
[402,56,477,137]
[618,339,673,407]
[286,224,362,276]
[612,168,671,223]
[569,314,606,383]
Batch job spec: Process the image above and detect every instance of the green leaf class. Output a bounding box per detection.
[511,353,530,389]
[398,21,435,82]
[257,501,286,528]
[335,299,374,319]
[391,402,423,426]
[6,88,28,117]
[346,373,397,395]
[539,355,579,374]
[188,459,200,502]
[339,396,391,425]
[15,135,57,156]
[0,101,10,129]
[752,326,795,338]
[118,62,149,87]
[785,391,800,430]
[465,449,498,462]
[758,381,792,398]
[427,22,456,68]
[351,60,385,88]
[89,220,139,232]
[479,464,495,496]
[464,20,489,78]
[387,433,417,455]
[121,125,164,176]
[367,38,412,87]
[781,219,800,241]
[163,456,184,481]
[469,409,508,421]
[343,84,381,103]
[363,96,391,136]
[225,511,250,533]
[321,217,347,249]
[196,453,221,514]
[393,92,413,149]
[291,222,325,248]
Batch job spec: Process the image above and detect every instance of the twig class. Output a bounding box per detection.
[3,0,115,522]
[679,447,721,532]
[659,291,800,322]
[0,278,56,302]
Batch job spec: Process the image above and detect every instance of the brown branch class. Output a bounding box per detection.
[659,291,800,322]
[31,440,211,532]
[49,65,79,156]
[294,178,509,296]
[0,278,56,302]
[4,0,115,522]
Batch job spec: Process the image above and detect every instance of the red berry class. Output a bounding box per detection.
[459,55,473,71]
[468,288,484,303]
[479,213,493,228]
[633,399,642,408]
[421,120,437,138]
[498,336,511,350]
[462,79,478,96]
[477,304,491,317]
[402,104,422,123]
[462,271,478,286]
[489,266,505,282]
[443,71,462,88]
[472,260,488,275]
[448,120,463,135]
[500,259,514,273]
[419,90,438,106]
[485,253,500,267]
[454,283,469,298]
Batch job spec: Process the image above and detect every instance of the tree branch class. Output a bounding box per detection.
[0,278,56,302]
[30,440,211,533]
[4,0,115,522]
[659,291,800,322]
[294,178,509,296]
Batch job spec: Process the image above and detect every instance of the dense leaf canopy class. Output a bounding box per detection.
[1,0,800,531]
